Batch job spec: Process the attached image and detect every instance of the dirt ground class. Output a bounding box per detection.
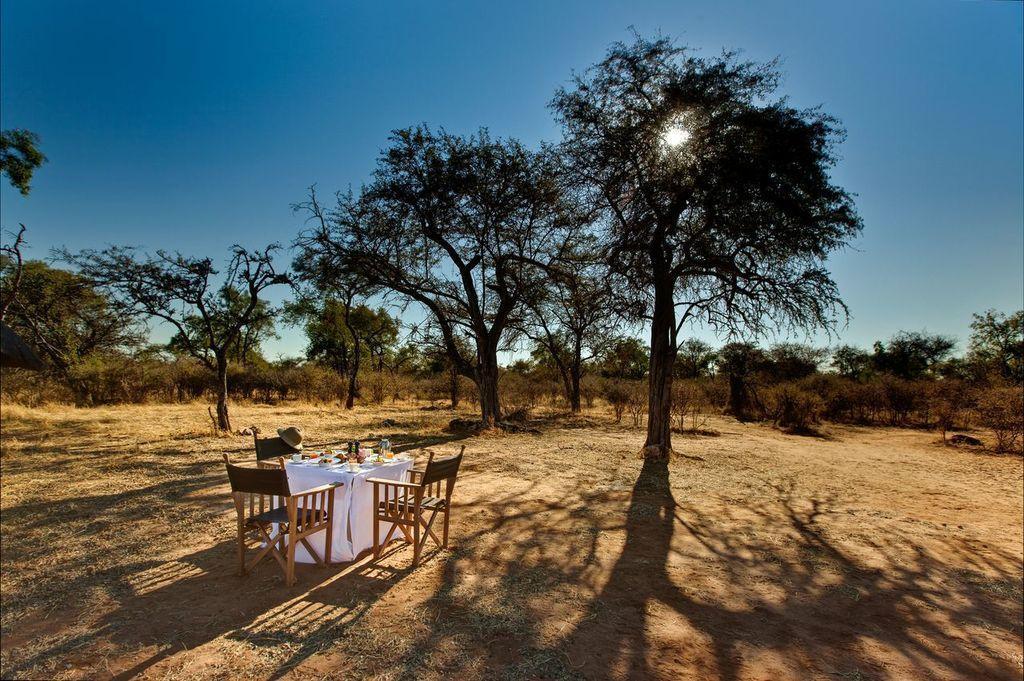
[0,401,1021,680]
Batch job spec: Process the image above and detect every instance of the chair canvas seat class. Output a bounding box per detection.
[378,496,447,513]
[249,505,329,527]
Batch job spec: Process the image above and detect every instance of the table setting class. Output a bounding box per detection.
[282,439,414,563]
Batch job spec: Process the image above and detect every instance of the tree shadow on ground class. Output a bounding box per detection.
[3,418,1021,680]
[1,532,423,680]
[376,458,1022,680]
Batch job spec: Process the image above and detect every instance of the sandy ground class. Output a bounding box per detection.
[0,401,1021,680]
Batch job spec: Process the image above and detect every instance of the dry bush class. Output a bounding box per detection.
[671,380,695,429]
[672,379,712,432]
[627,382,647,427]
[580,374,600,408]
[387,371,413,403]
[285,364,345,403]
[601,379,633,423]
[763,383,824,433]
[363,370,390,404]
[699,376,730,412]
[0,368,73,406]
[881,377,919,426]
[501,372,546,419]
[977,386,1024,454]
[930,379,975,440]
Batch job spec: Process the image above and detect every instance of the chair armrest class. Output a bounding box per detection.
[292,482,343,498]
[367,477,420,489]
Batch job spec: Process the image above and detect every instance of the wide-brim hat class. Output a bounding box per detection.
[277,426,304,450]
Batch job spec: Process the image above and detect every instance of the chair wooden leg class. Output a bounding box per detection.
[442,507,450,549]
[286,528,297,586]
[412,510,422,567]
[237,519,247,576]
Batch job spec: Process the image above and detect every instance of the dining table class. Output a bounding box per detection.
[282,456,414,563]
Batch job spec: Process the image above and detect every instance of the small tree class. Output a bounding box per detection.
[717,342,766,421]
[553,35,861,458]
[63,245,288,430]
[518,241,618,412]
[675,338,716,379]
[871,331,956,379]
[832,345,872,380]
[600,337,650,380]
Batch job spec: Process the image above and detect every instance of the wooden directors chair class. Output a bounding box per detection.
[223,455,339,586]
[369,446,464,567]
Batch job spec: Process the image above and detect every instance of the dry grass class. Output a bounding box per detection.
[1,400,1022,680]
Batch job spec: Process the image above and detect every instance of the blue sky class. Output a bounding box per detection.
[2,0,1022,360]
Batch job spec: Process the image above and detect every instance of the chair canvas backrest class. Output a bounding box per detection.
[421,448,464,487]
[225,461,291,497]
[254,434,299,461]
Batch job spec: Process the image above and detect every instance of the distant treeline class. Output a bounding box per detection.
[2,288,1021,452]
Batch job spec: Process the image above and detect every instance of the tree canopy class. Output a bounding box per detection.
[552,34,862,457]
[296,127,577,425]
[62,244,288,430]
[0,129,46,196]
[0,258,141,391]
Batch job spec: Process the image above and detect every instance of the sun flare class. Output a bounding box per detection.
[662,122,691,148]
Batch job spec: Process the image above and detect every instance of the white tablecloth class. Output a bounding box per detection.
[283,458,413,563]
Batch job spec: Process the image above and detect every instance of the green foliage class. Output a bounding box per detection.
[969,309,1024,383]
[0,129,46,195]
[675,339,716,379]
[762,343,828,382]
[599,337,649,380]
[870,331,955,380]
[832,345,873,380]
[0,259,142,383]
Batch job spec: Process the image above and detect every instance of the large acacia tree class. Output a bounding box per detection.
[64,245,288,430]
[553,36,862,458]
[297,127,574,426]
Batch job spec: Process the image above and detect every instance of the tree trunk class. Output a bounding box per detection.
[475,338,501,426]
[345,336,361,410]
[643,278,676,460]
[728,373,750,421]
[448,364,460,408]
[569,339,583,413]
[215,358,231,431]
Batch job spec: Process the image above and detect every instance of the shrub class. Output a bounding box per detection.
[930,379,975,439]
[627,382,647,427]
[364,370,390,404]
[763,383,823,432]
[580,374,600,409]
[977,386,1024,454]
[602,379,633,423]
[881,377,918,426]
[501,372,546,418]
